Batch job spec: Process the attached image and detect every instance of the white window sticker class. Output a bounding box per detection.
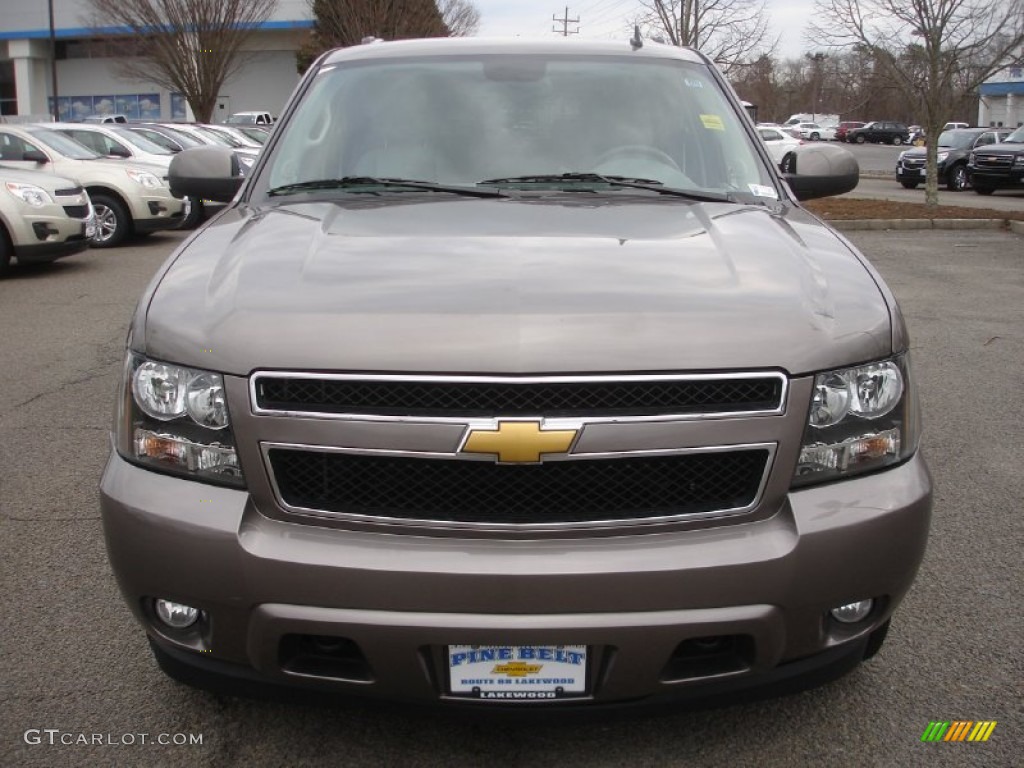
[748,184,778,199]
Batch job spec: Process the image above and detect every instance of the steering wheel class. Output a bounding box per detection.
[594,144,681,172]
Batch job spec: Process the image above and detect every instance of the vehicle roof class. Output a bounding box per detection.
[321,37,708,67]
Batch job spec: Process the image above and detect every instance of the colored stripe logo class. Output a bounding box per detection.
[921,721,997,742]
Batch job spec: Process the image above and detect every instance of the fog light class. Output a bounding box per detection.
[830,599,873,624]
[154,599,200,629]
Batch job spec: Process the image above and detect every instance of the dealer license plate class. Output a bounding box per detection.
[447,645,588,700]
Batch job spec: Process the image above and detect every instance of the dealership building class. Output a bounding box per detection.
[979,66,1023,129]
[0,0,311,122]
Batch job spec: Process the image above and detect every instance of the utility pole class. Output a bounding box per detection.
[552,6,579,37]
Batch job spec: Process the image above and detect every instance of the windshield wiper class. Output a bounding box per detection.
[268,176,506,198]
[477,173,735,202]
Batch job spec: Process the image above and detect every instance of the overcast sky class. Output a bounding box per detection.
[475,0,816,62]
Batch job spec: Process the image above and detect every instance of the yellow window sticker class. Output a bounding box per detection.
[700,114,725,131]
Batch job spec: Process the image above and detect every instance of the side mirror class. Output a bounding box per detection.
[168,146,243,203]
[782,143,859,201]
[107,145,132,158]
[23,150,48,163]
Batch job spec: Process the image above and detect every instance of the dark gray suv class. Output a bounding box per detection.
[100,37,931,709]
[847,121,911,145]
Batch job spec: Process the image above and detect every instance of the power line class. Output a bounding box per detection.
[553,6,580,36]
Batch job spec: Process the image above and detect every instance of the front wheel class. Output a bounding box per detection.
[946,164,968,192]
[89,194,131,248]
[900,181,918,189]
[891,136,903,146]
[855,135,866,144]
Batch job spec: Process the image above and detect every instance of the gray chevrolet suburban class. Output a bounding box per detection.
[100,37,931,709]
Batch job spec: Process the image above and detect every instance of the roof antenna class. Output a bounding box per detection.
[630,25,643,50]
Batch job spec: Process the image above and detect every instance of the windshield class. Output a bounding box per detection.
[1007,125,1024,143]
[192,126,240,147]
[26,128,101,159]
[936,130,979,149]
[110,126,173,155]
[262,55,775,201]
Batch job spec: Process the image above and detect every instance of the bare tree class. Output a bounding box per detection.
[87,0,278,123]
[299,0,473,72]
[808,0,1024,206]
[639,0,776,73]
[438,0,481,37]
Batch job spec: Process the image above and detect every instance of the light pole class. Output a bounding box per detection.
[48,0,60,121]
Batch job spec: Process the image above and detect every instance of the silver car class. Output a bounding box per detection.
[101,37,931,710]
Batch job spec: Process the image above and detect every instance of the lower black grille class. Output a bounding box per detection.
[268,448,769,525]
[62,205,89,219]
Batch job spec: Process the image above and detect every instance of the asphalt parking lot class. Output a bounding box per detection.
[2,228,1022,767]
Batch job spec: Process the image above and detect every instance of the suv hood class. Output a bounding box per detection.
[141,197,893,376]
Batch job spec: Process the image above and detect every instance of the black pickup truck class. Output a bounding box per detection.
[967,124,1024,195]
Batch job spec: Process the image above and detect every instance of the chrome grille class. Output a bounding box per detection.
[973,154,1013,169]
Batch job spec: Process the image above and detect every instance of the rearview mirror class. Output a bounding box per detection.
[782,144,859,201]
[168,146,243,203]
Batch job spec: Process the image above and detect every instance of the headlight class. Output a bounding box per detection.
[793,355,920,487]
[1014,155,1024,166]
[5,182,52,207]
[116,354,243,486]
[126,169,162,188]
[936,152,949,163]
[968,151,976,165]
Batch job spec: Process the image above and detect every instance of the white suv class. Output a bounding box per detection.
[0,164,95,275]
[0,125,183,247]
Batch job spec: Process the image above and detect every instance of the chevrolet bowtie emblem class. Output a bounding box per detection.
[462,421,578,463]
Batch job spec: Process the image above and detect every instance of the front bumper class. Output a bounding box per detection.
[100,449,931,707]
[128,188,185,232]
[967,166,1024,188]
[8,205,92,262]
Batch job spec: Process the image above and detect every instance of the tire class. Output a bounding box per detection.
[973,184,995,196]
[855,135,866,144]
[177,197,204,230]
[780,152,796,174]
[89,193,132,248]
[900,181,918,189]
[0,223,11,277]
[946,164,968,192]
[810,132,820,141]
[863,619,891,660]
[891,136,903,146]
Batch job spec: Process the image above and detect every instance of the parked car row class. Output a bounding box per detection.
[0,124,181,252]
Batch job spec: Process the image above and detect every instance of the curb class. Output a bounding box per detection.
[1011,221,1024,235]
